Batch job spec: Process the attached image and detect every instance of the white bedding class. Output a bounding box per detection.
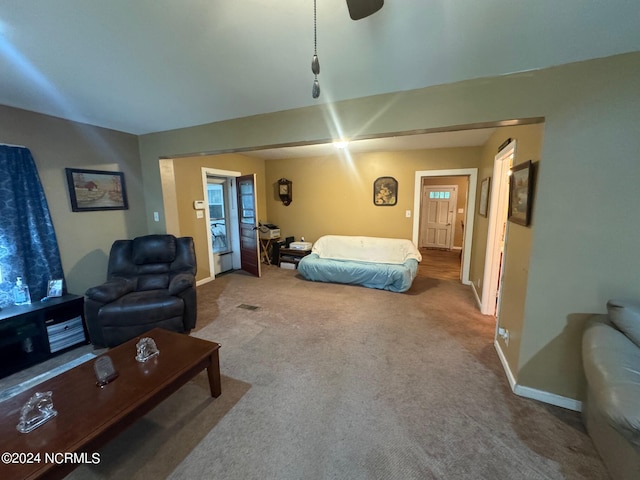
[311,235,422,264]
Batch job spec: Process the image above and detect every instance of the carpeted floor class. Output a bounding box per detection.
[6,262,608,479]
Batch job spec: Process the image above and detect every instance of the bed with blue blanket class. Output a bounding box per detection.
[297,235,422,293]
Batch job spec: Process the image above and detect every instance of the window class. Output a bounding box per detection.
[429,191,451,199]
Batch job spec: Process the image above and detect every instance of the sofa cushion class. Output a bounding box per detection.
[136,273,170,291]
[98,290,184,326]
[583,316,640,446]
[607,299,640,347]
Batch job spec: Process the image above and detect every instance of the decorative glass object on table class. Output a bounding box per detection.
[135,337,159,362]
[16,391,57,433]
[94,355,119,387]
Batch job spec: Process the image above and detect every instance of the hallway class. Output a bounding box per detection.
[419,248,462,281]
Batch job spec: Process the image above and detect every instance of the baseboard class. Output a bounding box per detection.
[494,339,517,390]
[514,384,582,412]
[196,276,214,286]
[470,282,482,310]
[494,340,582,412]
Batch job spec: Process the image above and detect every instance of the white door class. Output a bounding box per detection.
[420,186,458,249]
[481,141,516,316]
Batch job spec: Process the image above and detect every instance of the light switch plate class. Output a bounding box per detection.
[196,211,204,219]
[405,210,411,218]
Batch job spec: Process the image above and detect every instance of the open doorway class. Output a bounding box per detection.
[206,176,234,275]
[418,178,464,281]
[412,168,478,285]
[200,167,242,280]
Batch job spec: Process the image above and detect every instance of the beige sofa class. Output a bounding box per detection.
[582,299,640,480]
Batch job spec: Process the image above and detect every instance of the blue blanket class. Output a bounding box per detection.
[297,253,419,293]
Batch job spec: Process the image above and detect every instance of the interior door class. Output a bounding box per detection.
[236,174,261,277]
[486,143,515,316]
[420,186,458,249]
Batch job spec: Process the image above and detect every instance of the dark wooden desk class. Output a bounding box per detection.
[0,328,220,480]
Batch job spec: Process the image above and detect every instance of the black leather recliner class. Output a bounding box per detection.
[84,234,197,348]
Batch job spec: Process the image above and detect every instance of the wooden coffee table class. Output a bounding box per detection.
[0,328,221,480]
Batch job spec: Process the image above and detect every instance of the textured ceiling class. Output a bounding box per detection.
[0,1,638,136]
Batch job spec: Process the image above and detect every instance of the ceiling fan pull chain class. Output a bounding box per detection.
[312,0,320,98]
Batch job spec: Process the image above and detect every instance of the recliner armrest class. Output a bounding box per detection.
[85,278,135,303]
[169,273,195,295]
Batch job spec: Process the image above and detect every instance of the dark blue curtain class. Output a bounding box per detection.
[0,145,64,307]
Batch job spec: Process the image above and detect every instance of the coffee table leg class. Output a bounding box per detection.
[207,349,222,398]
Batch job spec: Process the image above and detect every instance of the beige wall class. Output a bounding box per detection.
[139,52,640,405]
[263,148,481,243]
[168,153,266,281]
[0,105,146,295]
[468,124,545,376]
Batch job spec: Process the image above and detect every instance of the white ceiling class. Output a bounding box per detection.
[0,1,638,137]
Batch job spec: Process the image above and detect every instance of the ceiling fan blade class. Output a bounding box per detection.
[346,0,384,20]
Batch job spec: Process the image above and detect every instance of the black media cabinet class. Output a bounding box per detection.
[0,294,89,379]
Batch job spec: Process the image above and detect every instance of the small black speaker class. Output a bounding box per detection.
[272,241,285,265]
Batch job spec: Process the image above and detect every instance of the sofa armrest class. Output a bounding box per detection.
[583,315,640,446]
[85,278,135,303]
[169,273,195,295]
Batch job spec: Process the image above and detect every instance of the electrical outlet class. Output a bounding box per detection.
[153,212,159,222]
[498,327,510,346]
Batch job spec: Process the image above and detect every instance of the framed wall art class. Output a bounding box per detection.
[65,168,129,212]
[373,176,398,206]
[47,279,63,298]
[479,177,491,217]
[508,160,534,226]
